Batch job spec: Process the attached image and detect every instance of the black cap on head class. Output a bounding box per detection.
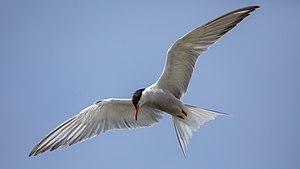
[131,88,145,108]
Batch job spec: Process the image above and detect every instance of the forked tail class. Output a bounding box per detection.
[173,104,227,156]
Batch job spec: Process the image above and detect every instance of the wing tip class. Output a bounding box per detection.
[238,5,260,12]
[28,150,39,157]
[28,146,39,157]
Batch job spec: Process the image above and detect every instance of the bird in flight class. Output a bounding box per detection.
[29,6,259,157]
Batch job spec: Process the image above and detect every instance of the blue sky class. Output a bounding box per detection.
[1,1,300,169]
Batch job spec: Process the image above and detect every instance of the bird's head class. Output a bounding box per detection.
[131,88,145,121]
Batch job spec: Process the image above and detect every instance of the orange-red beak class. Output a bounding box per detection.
[134,103,140,121]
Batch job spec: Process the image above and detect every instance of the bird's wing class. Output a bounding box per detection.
[29,98,162,156]
[156,6,259,98]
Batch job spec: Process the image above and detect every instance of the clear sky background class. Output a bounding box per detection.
[1,1,299,169]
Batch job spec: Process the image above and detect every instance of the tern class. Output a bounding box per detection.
[29,6,259,157]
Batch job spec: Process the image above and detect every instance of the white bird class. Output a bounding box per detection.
[29,6,259,157]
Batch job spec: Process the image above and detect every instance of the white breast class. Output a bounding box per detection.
[142,85,184,116]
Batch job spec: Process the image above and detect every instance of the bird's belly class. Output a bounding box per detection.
[148,95,182,116]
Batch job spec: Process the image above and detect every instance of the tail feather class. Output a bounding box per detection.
[173,105,227,156]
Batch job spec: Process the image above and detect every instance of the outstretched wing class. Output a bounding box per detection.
[156,6,259,98]
[29,98,162,156]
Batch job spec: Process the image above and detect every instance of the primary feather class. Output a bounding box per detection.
[156,6,259,98]
[29,99,161,156]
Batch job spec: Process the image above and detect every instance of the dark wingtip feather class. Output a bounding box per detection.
[28,116,77,157]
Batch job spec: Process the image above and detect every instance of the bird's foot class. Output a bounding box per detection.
[177,115,185,120]
[182,110,187,117]
[177,110,187,120]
